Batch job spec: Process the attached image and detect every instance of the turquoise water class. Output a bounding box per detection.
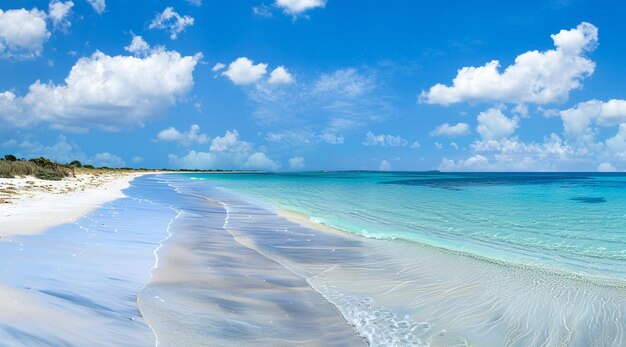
[2,173,625,346]
[184,172,626,284]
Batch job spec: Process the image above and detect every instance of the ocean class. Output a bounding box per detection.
[1,172,624,346]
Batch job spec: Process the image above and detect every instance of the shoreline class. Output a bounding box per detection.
[276,206,626,289]
[213,185,626,288]
[158,178,626,345]
[0,171,153,239]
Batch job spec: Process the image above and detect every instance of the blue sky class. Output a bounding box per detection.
[1,0,626,171]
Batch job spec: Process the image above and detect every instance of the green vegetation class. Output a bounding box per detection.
[1,154,244,181]
[0,156,74,180]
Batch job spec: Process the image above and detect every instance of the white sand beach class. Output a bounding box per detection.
[0,171,148,239]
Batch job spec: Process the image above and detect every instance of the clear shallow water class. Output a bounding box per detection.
[150,173,626,346]
[0,176,177,346]
[181,172,626,283]
[1,173,625,346]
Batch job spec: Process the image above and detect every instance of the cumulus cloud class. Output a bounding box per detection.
[476,108,519,140]
[0,91,27,128]
[124,35,150,55]
[168,129,279,170]
[223,57,268,85]
[157,124,209,146]
[185,0,202,6]
[605,124,626,160]
[362,131,408,147]
[149,7,194,40]
[420,22,597,105]
[209,129,246,152]
[560,99,626,137]
[1,49,201,132]
[85,0,105,14]
[0,8,50,59]
[439,134,587,172]
[268,66,294,84]
[288,156,305,169]
[244,152,280,171]
[48,1,74,31]
[275,0,326,17]
[430,122,470,137]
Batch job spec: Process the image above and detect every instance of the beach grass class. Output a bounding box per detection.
[0,158,74,180]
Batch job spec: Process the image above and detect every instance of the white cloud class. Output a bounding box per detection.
[512,103,529,117]
[560,99,626,137]
[410,141,421,149]
[605,124,626,160]
[440,155,490,171]
[288,156,305,169]
[90,152,125,168]
[434,142,443,150]
[268,66,294,84]
[362,131,408,147]
[157,124,209,145]
[48,1,74,31]
[0,8,49,59]
[476,108,519,140]
[379,159,392,171]
[124,35,150,55]
[85,0,105,14]
[210,129,247,152]
[265,130,315,145]
[185,0,202,6]
[440,134,586,172]
[0,91,28,128]
[149,7,194,40]
[319,132,344,144]
[420,22,597,105]
[598,162,616,172]
[265,130,352,146]
[430,122,470,137]
[253,5,273,17]
[1,49,201,132]
[211,62,225,72]
[223,57,268,85]
[168,129,279,170]
[275,0,326,16]
[538,106,560,118]
[244,152,280,171]
[314,68,372,98]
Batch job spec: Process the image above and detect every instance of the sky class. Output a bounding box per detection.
[1,0,626,172]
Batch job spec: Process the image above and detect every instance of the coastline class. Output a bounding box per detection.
[0,171,151,239]
[156,178,626,345]
[276,206,626,289]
